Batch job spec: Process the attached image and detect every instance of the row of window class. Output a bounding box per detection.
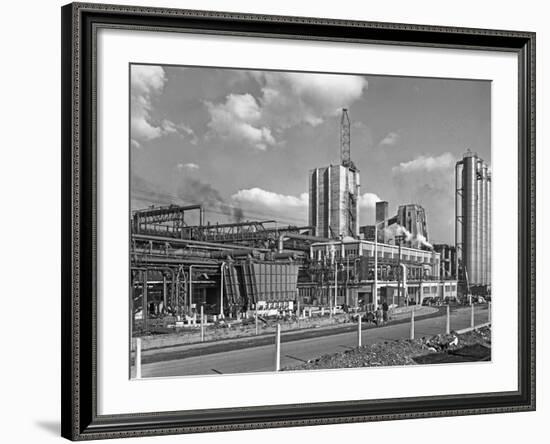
[315,248,436,264]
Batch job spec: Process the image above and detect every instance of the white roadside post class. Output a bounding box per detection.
[200,305,204,342]
[255,305,259,335]
[135,337,142,379]
[409,309,415,340]
[275,323,281,371]
[471,303,475,328]
[446,304,451,334]
[358,315,362,347]
[488,301,492,323]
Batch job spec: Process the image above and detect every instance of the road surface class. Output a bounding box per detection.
[136,305,489,378]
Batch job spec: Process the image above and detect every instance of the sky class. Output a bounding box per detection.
[130,64,491,244]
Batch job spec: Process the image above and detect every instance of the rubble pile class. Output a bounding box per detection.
[283,326,492,371]
[288,340,426,370]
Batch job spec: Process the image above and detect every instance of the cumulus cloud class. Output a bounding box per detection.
[205,72,368,150]
[392,152,456,243]
[231,187,309,224]
[358,192,381,209]
[392,152,455,174]
[378,131,400,147]
[131,65,197,147]
[205,94,275,150]
[254,72,368,128]
[358,192,381,225]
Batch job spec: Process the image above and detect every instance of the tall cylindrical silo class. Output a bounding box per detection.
[487,171,492,286]
[480,162,488,285]
[462,153,478,285]
[475,159,483,285]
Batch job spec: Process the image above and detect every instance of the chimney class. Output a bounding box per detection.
[376,201,389,243]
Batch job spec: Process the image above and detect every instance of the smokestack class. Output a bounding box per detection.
[376,201,388,243]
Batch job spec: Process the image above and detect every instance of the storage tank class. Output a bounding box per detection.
[456,151,491,288]
[462,152,478,284]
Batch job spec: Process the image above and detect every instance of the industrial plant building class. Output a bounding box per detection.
[130,109,458,334]
[433,244,457,280]
[360,202,430,249]
[396,204,429,246]
[308,109,360,238]
[303,239,453,309]
[308,165,360,239]
[455,150,491,294]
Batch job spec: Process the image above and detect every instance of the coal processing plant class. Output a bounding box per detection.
[131,109,465,333]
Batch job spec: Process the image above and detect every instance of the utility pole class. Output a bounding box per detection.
[396,235,405,307]
[346,255,350,307]
[373,220,385,312]
[334,258,338,313]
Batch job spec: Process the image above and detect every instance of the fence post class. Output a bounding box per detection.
[358,315,362,347]
[135,337,142,379]
[275,324,281,371]
[446,304,451,334]
[200,305,204,342]
[470,303,475,328]
[410,309,415,340]
[488,301,492,323]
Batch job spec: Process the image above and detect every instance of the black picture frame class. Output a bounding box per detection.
[61,2,536,440]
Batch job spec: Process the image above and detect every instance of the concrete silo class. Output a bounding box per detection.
[455,151,491,293]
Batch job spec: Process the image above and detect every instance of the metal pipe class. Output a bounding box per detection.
[143,269,148,333]
[162,274,167,307]
[278,232,331,253]
[373,221,384,311]
[275,323,281,371]
[400,263,408,305]
[187,264,219,314]
[220,262,227,317]
[410,309,415,340]
[133,233,268,252]
[334,258,338,311]
[210,249,255,259]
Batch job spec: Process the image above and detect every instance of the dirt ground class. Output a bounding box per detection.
[282,325,491,370]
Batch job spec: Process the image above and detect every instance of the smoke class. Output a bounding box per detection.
[175,174,245,223]
[383,224,433,250]
[415,234,433,250]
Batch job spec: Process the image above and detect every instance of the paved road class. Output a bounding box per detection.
[137,306,489,378]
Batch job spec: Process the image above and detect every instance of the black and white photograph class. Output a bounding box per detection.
[129,64,492,378]
[0,0,544,442]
